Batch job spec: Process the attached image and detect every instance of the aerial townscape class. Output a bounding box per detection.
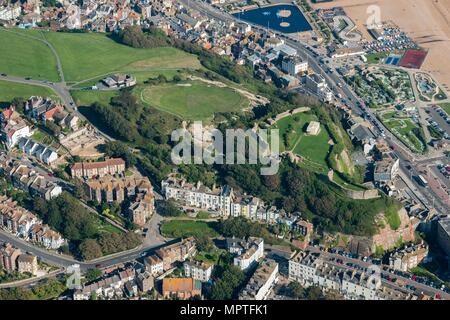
[0,0,450,307]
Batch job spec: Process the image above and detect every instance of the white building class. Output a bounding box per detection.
[289,252,388,300]
[1,120,32,149]
[306,121,321,136]
[0,5,21,21]
[230,195,261,219]
[161,175,233,215]
[281,56,308,76]
[229,237,264,271]
[144,255,164,276]
[17,138,58,165]
[184,260,213,282]
[239,259,279,300]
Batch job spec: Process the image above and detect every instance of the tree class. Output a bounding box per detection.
[195,234,214,252]
[287,281,305,299]
[210,265,245,300]
[85,268,102,283]
[158,199,183,217]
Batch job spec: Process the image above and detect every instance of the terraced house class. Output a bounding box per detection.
[161,174,233,216]
[70,158,126,179]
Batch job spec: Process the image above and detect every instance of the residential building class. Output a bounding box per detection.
[7,162,62,200]
[239,258,279,300]
[29,224,65,249]
[70,158,126,178]
[230,195,261,219]
[84,175,152,204]
[374,156,400,184]
[26,96,62,121]
[155,237,197,271]
[0,195,40,239]
[388,243,429,271]
[287,251,408,300]
[136,271,154,293]
[73,267,135,300]
[436,217,450,257]
[184,260,213,282]
[161,174,233,215]
[17,138,58,165]
[17,254,38,276]
[281,56,308,75]
[305,74,333,102]
[102,74,136,88]
[162,278,202,299]
[0,117,32,149]
[228,237,264,271]
[128,192,154,227]
[144,255,164,276]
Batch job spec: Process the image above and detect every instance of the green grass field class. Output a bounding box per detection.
[71,89,118,106]
[0,28,200,84]
[273,113,332,170]
[140,81,248,121]
[0,80,59,107]
[0,29,60,81]
[160,220,219,238]
[42,31,200,82]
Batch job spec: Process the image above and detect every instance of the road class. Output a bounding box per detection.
[180,0,449,214]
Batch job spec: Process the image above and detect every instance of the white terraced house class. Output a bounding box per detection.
[161,174,233,215]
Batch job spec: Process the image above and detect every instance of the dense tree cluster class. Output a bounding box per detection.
[209,264,245,300]
[216,161,400,236]
[0,279,66,300]
[157,199,183,217]
[114,26,169,49]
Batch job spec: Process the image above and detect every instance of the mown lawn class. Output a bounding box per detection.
[273,113,331,169]
[0,80,59,107]
[0,28,60,81]
[160,220,219,238]
[140,81,248,121]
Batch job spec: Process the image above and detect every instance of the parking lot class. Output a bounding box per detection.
[427,105,450,140]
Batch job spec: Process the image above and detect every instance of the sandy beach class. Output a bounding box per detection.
[311,0,450,92]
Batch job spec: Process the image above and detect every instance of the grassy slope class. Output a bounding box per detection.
[0,29,60,81]
[0,80,59,107]
[42,31,200,82]
[273,113,331,170]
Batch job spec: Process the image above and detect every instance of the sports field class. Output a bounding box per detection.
[273,113,332,170]
[140,81,248,121]
[0,29,60,81]
[0,80,59,107]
